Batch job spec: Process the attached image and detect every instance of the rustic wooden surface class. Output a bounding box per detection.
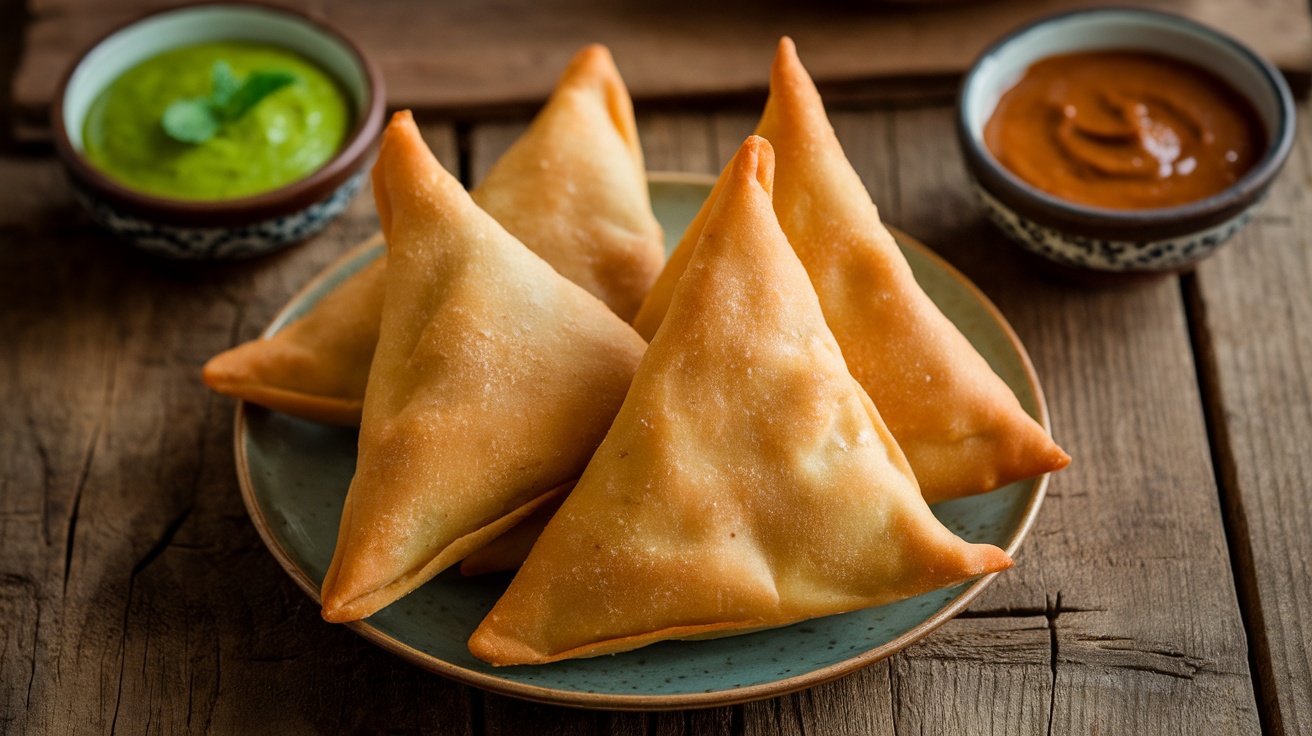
[1189,113,1312,736]
[4,0,1311,732]
[12,0,1312,136]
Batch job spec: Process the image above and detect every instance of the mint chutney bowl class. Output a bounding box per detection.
[52,2,385,260]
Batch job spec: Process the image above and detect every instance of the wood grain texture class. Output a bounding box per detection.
[1191,100,1312,736]
[13,0,1312,133]
[891,617,1052,735]
[0,124,465,735]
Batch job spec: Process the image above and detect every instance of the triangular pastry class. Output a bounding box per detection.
[467,136,1013,666]
[459,489,568,577]
[319,111,647,623]
[631,38,1069,503]
[203,44,662,424]
[472,44,664,322]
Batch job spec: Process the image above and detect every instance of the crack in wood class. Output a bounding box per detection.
[1046,592,1059,736]
[0,572,35,587]
[956,603,1103,619]
[887,660,900,736]
[60,421,97,595]
[109,568,133,735]
[24,590,39,713]
[131,506,195,580]
[63,342,119,595]
[1070,634,1215,680]
[108,502,194,736]
[789,692,807,736]
[1181,273,1280,736]
[28,412,53,547]
[210,639,221,733]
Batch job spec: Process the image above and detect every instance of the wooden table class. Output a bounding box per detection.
[4,7,1310,736]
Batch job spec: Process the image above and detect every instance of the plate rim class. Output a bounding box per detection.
[232,170,1052,711]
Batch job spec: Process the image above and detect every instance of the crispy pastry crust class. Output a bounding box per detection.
[632,38,1069,502]
[319,112,646,623]
[468,136,1012,666]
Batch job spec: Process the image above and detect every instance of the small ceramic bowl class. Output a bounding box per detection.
[957,9,1295,282]
[52,3,385,260]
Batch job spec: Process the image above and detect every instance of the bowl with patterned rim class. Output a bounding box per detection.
[52,2,385,260]
[957,8,1294,284]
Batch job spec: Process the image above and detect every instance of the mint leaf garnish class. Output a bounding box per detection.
[161,61,299,144]
[219,70,297,122]
[210,61,240,108]
[162,98,222,144]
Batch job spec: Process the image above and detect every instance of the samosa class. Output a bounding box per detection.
[468,136,1012,665]
[204,45,662,425]
[631,38,1068,502]
[459,490,568,577]
[319,111,646,623]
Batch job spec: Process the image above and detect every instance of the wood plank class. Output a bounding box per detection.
[0,120,473,733]
[739,663,898,736]
[1190,100,1312,735]
[882,106,1260,733]
[14,0,1312,134]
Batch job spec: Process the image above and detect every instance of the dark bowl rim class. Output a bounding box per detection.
[50,0,386,226]
[955,6,1296,231]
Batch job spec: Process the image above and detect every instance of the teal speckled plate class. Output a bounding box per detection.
[234,172,1051,710]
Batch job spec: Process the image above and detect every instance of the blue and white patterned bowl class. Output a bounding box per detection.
[52,3,385,260]
[957,9,1294,282]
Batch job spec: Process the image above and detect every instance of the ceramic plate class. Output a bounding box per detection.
[235,172,1052,710]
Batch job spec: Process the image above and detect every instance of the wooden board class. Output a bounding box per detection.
[13,0,1312,138]
[1191,112,1312,735]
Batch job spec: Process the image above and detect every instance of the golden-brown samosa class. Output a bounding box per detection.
[631,38,1068,503]
[473,44,664,321]
[468,136,1013,666]
[203,44,662,424]
[459,490,568,577]
[320,111,647,623]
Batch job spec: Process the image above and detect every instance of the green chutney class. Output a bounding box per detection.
[82,42,352,201]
